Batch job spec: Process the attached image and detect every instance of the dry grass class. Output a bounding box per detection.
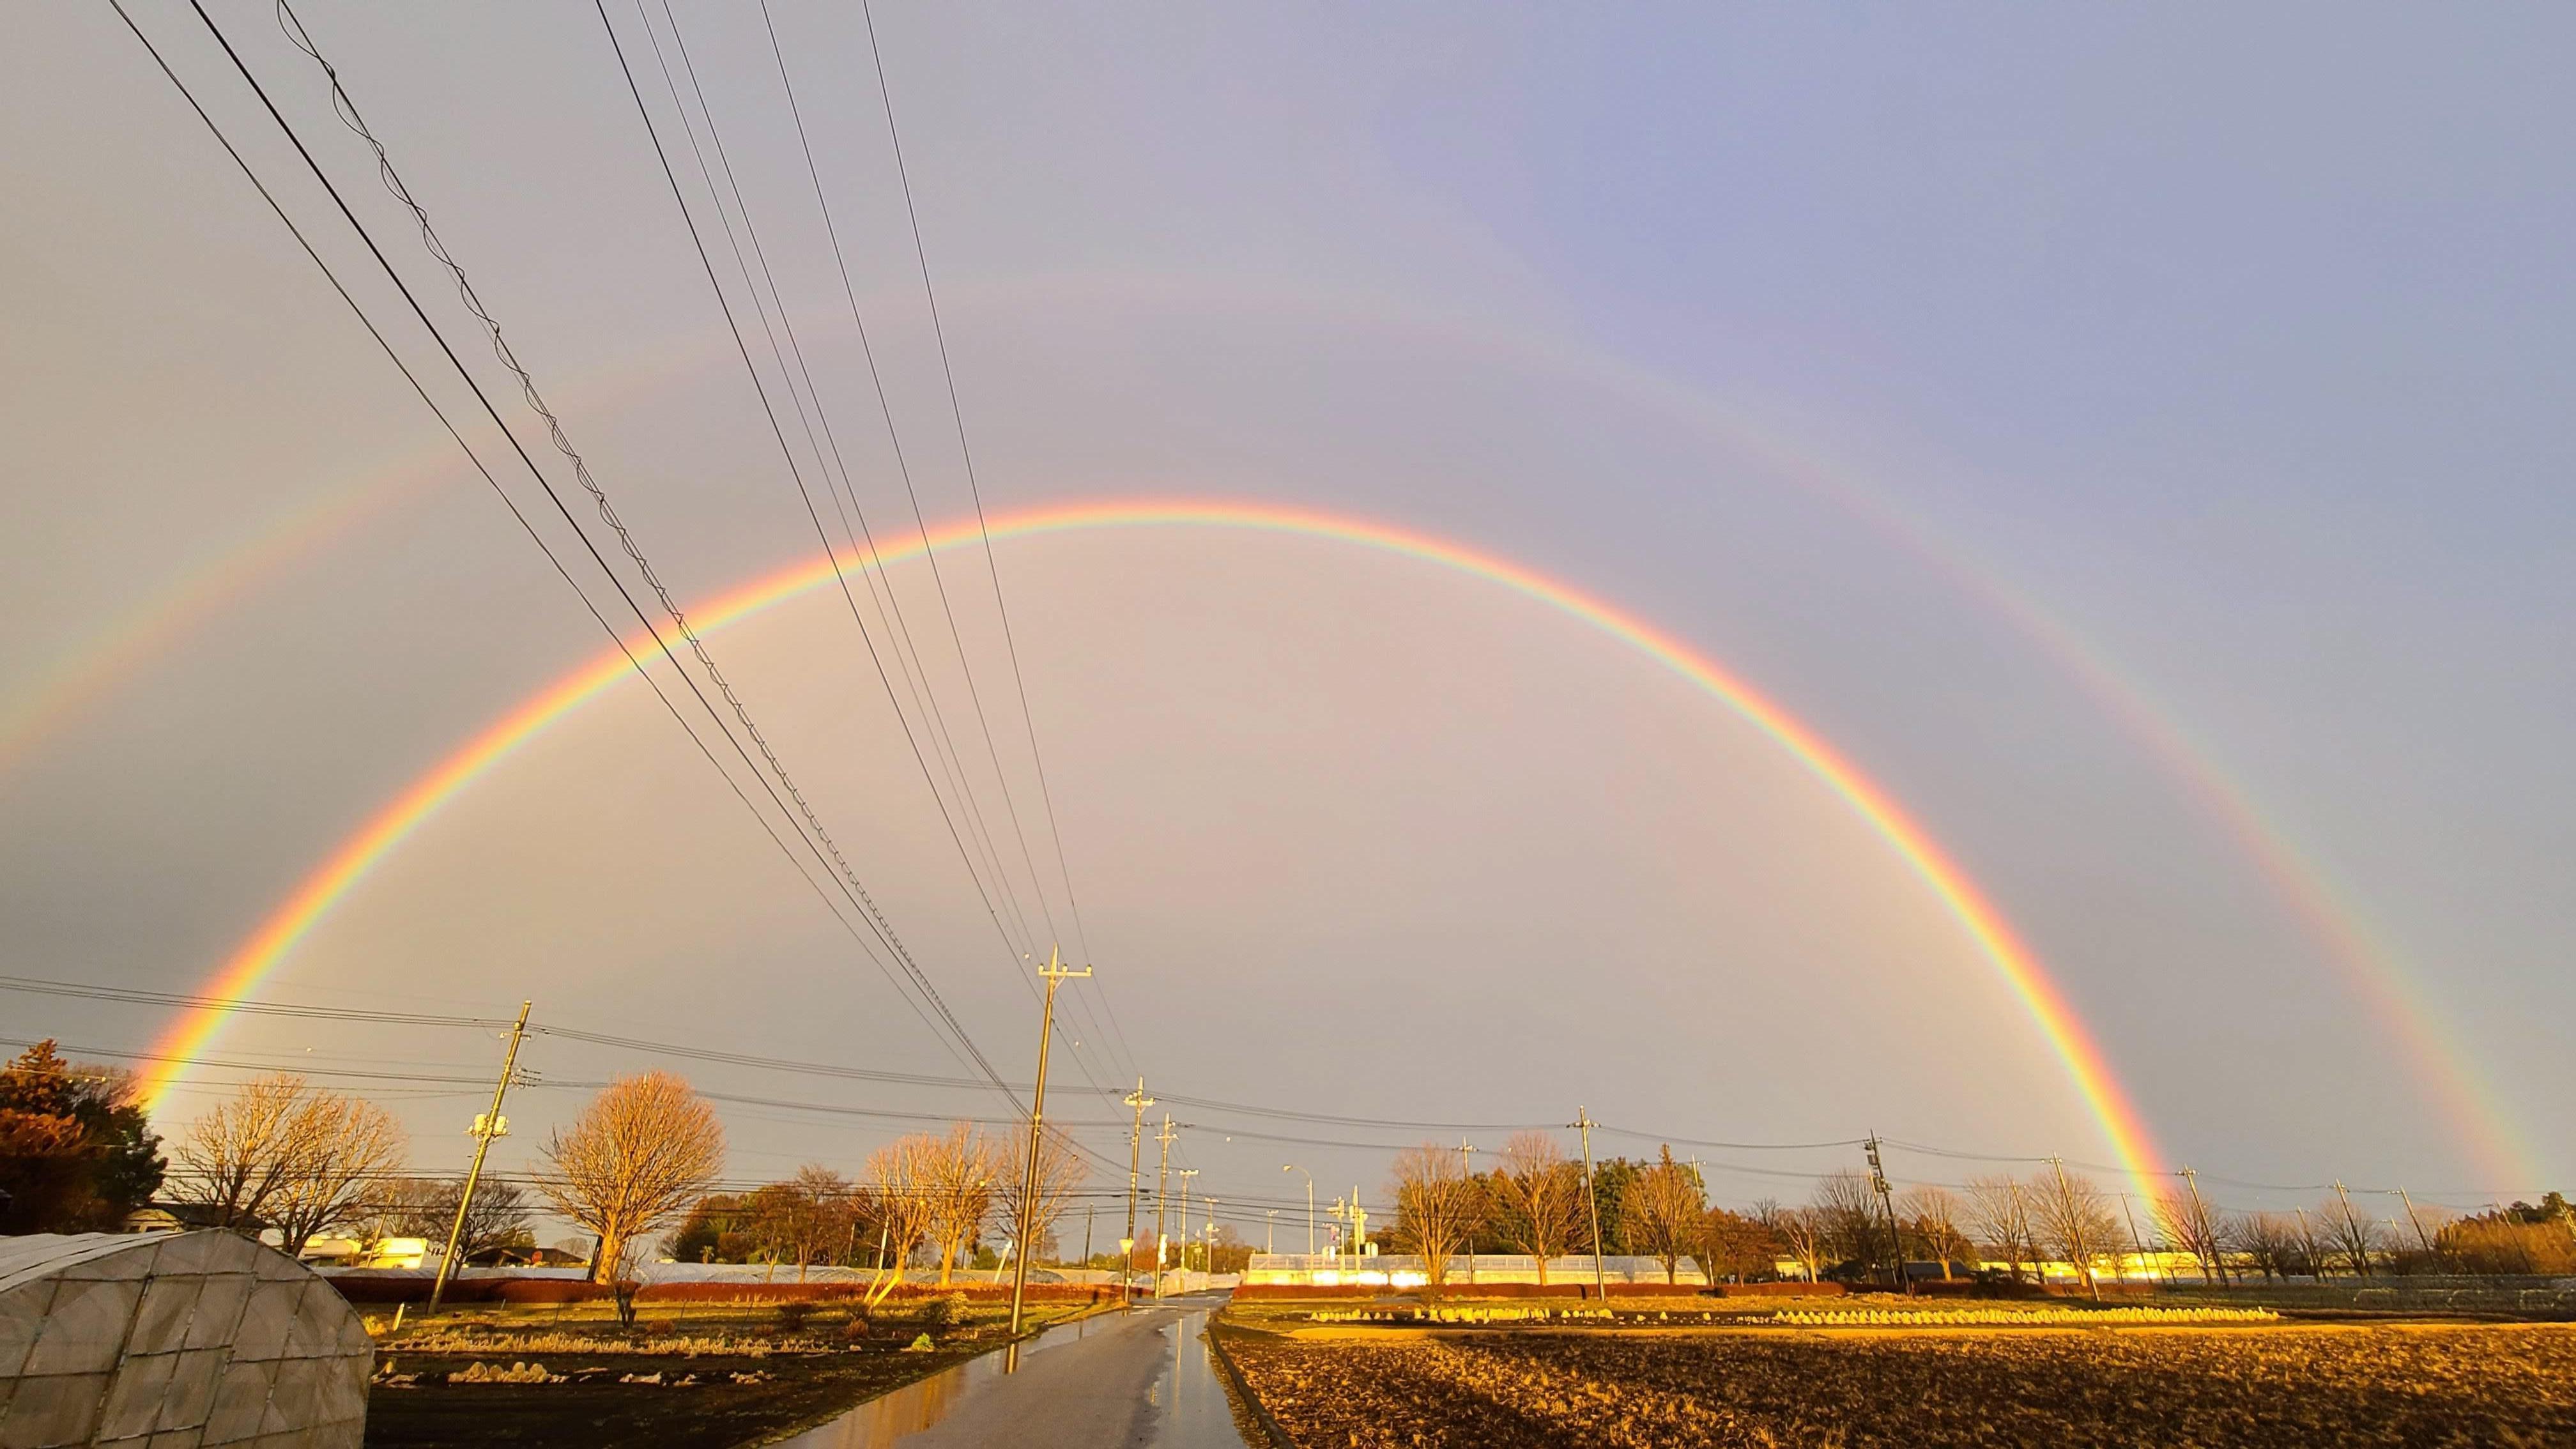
[1223,1321,2576,1447]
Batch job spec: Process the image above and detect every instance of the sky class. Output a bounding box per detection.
[3,2,2570,1243]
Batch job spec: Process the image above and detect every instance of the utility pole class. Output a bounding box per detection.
[1152,1115,1176,1300]
[1459,1139,1478,1285]
[1571,1107,1607,1301]
[1266,1211,1276,1254]
[1864,1134,1901,1290]
[431,1000,530,1310]
[2179,1167,2226,1284]
[2119,1193,2153,1285]
[1084,1205,1095,1273]
[2395,1186,2437,1259]
[1123,1080,1153,1308]
[1009,949,1091,1335]
[1177,1169,1200,1282]
[2331,1180,2370,1278]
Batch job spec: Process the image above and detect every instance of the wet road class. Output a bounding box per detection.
[772,1298,1253,1449]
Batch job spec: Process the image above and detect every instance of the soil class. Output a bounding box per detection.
[360,1300,1092,1448]
[1221,1319,2576,1448]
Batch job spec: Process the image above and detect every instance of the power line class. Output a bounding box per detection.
[637,0,1135,1103]
[618,0,1059,990]
[226,0,1010,1099]
[858,0,1104,1003]
[98,0,946,1085]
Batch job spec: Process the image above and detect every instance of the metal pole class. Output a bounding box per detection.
[1572,1107,1607,1300]
[1285,1164,1315,1257]
[1010,949,1089,1335]
[1178,1169,1199,1286]
[431,1000,530,1310]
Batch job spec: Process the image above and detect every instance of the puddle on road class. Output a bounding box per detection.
[772,1298,1252,1449]
[1150,1305,1257,1449]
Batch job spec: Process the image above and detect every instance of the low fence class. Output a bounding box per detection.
[325,1273,1121,1307]
[2157,1278,2576,1319]
[1229,1279,1824,1301]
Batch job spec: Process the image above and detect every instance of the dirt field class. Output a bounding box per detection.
[360,1296,1092,1448]
[1220,1320,2576,1448]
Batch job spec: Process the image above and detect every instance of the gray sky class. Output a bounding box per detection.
[4,3,2568,1233]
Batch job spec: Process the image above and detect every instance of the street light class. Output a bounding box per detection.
[1284,1164,1315,1255]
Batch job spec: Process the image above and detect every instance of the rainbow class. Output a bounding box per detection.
[139,498,2168,1183]
[9,289,2526,1183]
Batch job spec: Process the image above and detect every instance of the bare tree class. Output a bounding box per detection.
[2291,1208,2329,1279]
[860,1134,938,1308]
[2235,1211,2297,1281]
[995,1129,1087,1266]
[2028,1162,2120,1300]
[1897,1185,1973,1281]
[1620,1147,1705,1284]
[257,1092,402,1257]
[1387,1143,1483,1289]
[1762,1203,1828,1283]
[744,1167,856,1283]
[2317,1191,2385,1278]
[367,1176,535,1262]
[917,1122,1001,1286]
[540,1071,724,1284]
[2149,1188,2230,1284]
[1811,1169,1882,1275]
[1963,1175,2036,1282]
[172,1073,404,1254]
[169,1074,307,1234]
[1487,1131,1584,1285]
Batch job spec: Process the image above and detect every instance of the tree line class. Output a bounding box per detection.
[13,1043,2564,1289]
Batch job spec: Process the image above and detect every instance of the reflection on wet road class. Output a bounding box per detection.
[772,1297,1251,1448]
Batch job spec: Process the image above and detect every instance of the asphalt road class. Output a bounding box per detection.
[776,1298,1252,1449]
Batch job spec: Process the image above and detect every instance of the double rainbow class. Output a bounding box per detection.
[139,498,2166,1183]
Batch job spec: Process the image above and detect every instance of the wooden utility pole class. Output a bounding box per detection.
[1178,1169,1200,1280]
[1152,1115,1176,1299]
[1009,949,1090,1335]
[1571,1107,1607,1300]
[430,1000,530,1310]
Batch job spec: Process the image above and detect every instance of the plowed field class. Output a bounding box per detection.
[1221,1322,2576,1447]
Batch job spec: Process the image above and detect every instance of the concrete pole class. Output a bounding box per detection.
[1009,949,1089,1335]
[431,1000,530,1310]
[1572,1108,1607,1300]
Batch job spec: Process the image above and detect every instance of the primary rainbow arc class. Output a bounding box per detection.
[140,497,2168,1184]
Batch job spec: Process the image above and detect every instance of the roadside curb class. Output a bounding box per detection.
[1204,1318,1300,1449]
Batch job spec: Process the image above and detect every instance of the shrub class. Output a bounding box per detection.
[919,1292,969,1330]
[774,1301,816,1333]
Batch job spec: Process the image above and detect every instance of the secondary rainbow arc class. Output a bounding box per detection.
[139,498,2167,1184]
